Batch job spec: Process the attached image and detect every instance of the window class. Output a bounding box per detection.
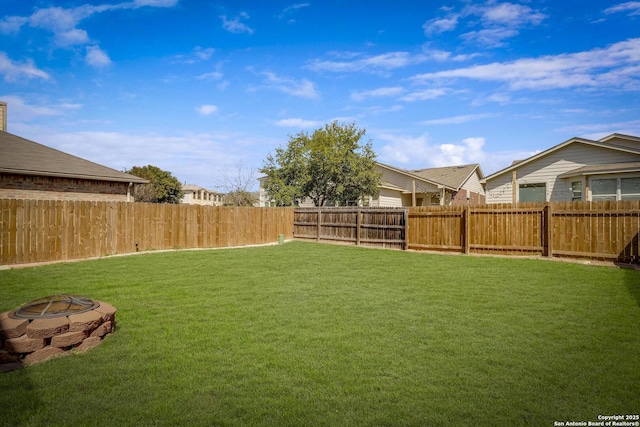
[621,177,640,200]
[519,183,546,202]
[430,194,440,205]
[591,179,617,201]
[571,181,582,201]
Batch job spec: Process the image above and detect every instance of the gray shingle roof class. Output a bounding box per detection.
[409,164,481,190]
[0,131,148,183]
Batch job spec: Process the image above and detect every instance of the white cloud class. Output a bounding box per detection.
[0,95,81,121]
[197,71,224,81]
[604,2,640,15]
[359,105,403,116]
[411,38,640,91]
[378,132,535,174]
[306,52,427,73]
[17,127,276,187]
[399,88,447,102]
[379,133,433,164]
[485,93,512,104]
[475,2,546,26]
[1,1,178,54]
[195,104,219,116]
[423,15,459,35]
[0,52,50,81]
[279,3,310,22]
[424,1,546,48]
[132,0,179,7]
[85,45,112,68]
[55,28,90,46]
[274,118,323,128]
[351,87,404,101]
[422,113,497,125]
[173,47,216,64]
[259,71,319,99]
[0,16,28,34]
[220,13,254,35]
[422,48,481,62]
[432,137,488,167]
[555,119,640,139]
[194,47,215,60]
[460,28,518,48]
[29,6,95,33]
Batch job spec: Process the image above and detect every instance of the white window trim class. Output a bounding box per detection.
[588,173,640,201]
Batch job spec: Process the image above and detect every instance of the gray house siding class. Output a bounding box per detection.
[486,142,640,203]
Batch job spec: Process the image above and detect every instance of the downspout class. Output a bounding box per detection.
[512,171,517,204]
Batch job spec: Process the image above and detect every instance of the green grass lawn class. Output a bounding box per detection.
[1,241,639,426]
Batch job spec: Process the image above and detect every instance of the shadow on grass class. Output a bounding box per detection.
[617,264,640,308]
[615,231,640,307]
[0,362,42,424]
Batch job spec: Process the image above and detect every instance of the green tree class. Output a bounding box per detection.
[260,121,381,206]
[125,165,184,204]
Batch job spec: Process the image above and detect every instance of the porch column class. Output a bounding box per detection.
[412,180,416,207]
[585,178,590,202]
[440,187,445,206]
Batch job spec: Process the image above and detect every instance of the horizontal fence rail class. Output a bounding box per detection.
[296,202,640,263]
[0,199,294,266]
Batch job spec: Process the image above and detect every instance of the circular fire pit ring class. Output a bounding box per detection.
[1,295,117,371]
[8,294,100,320]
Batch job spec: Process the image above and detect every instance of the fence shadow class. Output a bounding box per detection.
[616,232,640,308]
[620,266,640,308]
[618,232,639,265]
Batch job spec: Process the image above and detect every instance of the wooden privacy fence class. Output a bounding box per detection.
[410,201,640,262]
[2,200,638,266]
[0,199,294,266]
[295,201,640,263]
[294,208,407,250]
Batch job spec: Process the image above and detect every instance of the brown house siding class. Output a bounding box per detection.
[451,189,486,206]
[0,173,131,201]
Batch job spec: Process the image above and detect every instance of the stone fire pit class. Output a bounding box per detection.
[0,295,116,371]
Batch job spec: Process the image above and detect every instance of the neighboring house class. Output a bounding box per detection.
[482,133,640,204]
[0,102,147,202]
[407,163,485,206]
[258,162,485,207]
[372,162,485,207]
[181,184,223,206]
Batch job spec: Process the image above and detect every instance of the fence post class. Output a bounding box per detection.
[464,205,470,254]
[356,209,361,246]
[316,208,321,242]
[544,203,553,258]
[403,209,409,250]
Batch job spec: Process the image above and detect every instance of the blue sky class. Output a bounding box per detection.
[1,1,639,189]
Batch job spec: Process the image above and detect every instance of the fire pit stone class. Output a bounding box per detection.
[0,295,117,372]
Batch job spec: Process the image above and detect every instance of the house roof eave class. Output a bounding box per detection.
[0,167,149,184]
